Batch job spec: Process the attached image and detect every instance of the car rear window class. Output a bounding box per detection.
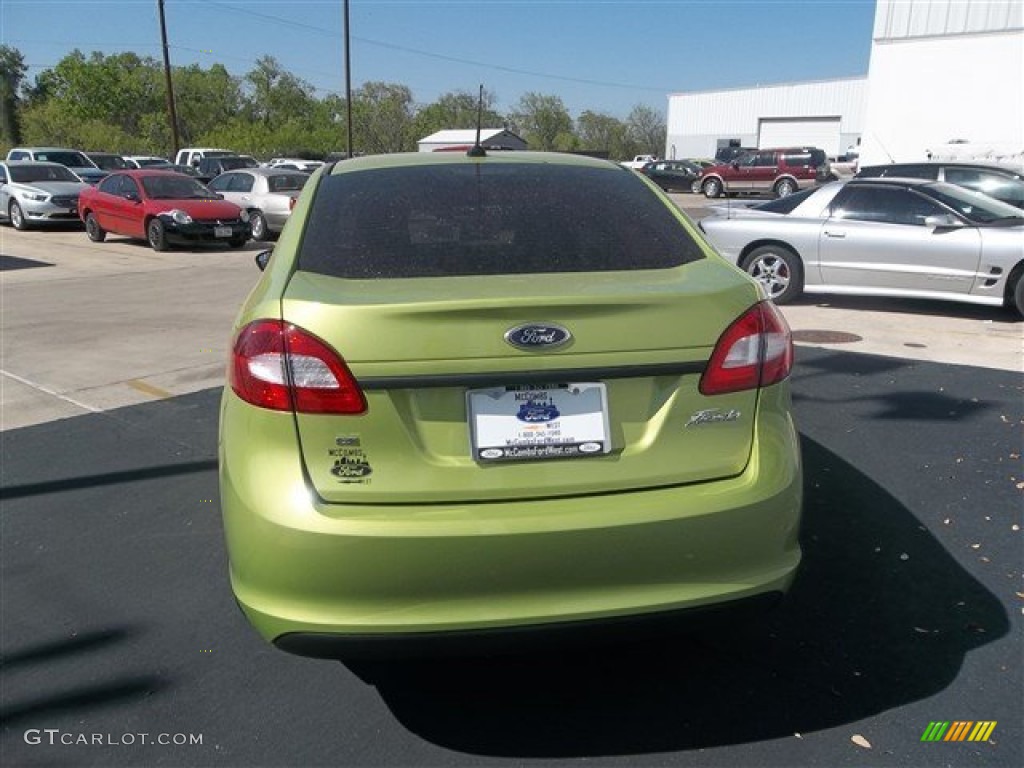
[297,163,705,278]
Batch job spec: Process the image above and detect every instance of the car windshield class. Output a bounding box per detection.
[298,163,705,279]
[9,164,80,183]
[920,182,1024,224]
[137,157,170,167]
[36,151,93,167]
[141,175,213,200]
[268,174,308,193]
[90,154,129,170]
[221,157,259,170]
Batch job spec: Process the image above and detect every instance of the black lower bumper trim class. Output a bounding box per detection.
[273,593,783,660]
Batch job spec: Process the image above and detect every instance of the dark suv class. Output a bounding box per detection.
[855,162,1024,209]
[197,155,259,184]
[699,147,830,198]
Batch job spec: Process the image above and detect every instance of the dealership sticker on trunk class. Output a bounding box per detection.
[467,383,610,462]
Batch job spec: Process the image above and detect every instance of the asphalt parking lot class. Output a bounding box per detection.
[1,212,1022,767]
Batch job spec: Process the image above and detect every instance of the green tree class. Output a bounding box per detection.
[243,56,317,128]
[352,81,416,154]
[412,88,505,139]
[0,45,26,146]
[173,63,243,147]
[510,92,572,151]
[576,110,638,159]
[627,104,666,157]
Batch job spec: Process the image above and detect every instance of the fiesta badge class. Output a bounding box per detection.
[504,323,572,351]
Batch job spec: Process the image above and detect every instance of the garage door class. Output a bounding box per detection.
[758,118,841,157]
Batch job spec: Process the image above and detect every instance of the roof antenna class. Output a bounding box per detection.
[467,84,487,158]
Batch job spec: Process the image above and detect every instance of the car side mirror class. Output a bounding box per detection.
[124,192,140,202]
[924,213,963,229]
[255,250,272,271]
[731,161,740,169]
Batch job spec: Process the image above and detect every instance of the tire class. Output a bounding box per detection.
[147,218,168,251]
[249,210,268,241]
[702,177,723,198]
[1014,273,1024,318]
[741,245,804,304]
[9,200,28,231]
[85,212,106,242]
[774,178,797,198]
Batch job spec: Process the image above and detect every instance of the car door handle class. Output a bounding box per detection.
[824,230,846,239]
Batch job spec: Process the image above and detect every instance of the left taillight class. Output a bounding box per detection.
[229,319,367,414]
[699,302,793,395]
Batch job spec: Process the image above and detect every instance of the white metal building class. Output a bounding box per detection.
[665,78,867,160]
[665,0,1023,165]
[859,0,1023,166]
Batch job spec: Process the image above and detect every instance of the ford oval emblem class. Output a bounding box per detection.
[504,323,572,351]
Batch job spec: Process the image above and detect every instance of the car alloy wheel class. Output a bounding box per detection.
[85,212,106,242]
[9,201,27,230]
[147,218,168,251]
[742,245,803,304]
[703,178,722,198]
[774,179,797,198]
[250,211,268,241]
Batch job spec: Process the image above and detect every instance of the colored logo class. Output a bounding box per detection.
[504,323,572,351]
[920,721,997,742]
[516,400,560,423]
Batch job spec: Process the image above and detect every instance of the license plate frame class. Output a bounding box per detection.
[467,382,610,463]
[214,225,232,238]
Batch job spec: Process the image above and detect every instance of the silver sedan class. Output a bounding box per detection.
[0,161,90,230]
[698,178,1024,316]
[206,168,309,241]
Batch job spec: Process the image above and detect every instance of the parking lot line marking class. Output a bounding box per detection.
[0,369,102,413]
[126,379,173,400]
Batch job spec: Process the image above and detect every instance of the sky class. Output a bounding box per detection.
[1,0,878,119]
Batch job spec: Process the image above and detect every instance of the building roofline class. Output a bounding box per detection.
[668,75,868,98]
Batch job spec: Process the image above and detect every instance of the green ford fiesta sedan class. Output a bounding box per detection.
[219,150,803,658]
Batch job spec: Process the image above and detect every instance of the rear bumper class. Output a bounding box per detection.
[219,385,802,650]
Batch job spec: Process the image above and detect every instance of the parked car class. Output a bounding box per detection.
[698,177,1024,315]
[698,147,831,199]
[125,155,172,168]
[638,159,702,192]
[207,167,309,240]
[267,158,324,173]
[195,155,259,184]
[855,161,1024,209]
[86,152,132,171]
[219,151,803,659]
[77,169,251,251]
[0,160,89,230]
[5,146,107,184]
[174,147,233,168]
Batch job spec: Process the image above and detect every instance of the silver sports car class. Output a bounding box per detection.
[698,178,1024,316]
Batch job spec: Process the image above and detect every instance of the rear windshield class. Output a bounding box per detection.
[755,187,817,214]
[297,163,704,278]
[268,173,308,192]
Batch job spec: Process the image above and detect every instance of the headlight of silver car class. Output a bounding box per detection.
[170,209,193,225]
[23,192,48,202]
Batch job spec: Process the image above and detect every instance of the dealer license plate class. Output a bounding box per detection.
[214,226,232,238]
[467,383,610,462]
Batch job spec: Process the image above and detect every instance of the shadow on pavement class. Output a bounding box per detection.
[353,433,1009,757]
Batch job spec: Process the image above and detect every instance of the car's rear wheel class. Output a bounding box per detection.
[1013,273,1024,318]
[147,218,168,251]
[9,201,28,231]
[774,178,797,198]
[741,245,804,304]
[85,212,106,242]
[703,178,723,198]
[249,210,268,241]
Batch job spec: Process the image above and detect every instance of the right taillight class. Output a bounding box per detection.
[699,302,793,395]
[229,319,367,414]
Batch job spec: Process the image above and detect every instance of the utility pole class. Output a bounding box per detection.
[344,0,353,158]
[157,0,181,157]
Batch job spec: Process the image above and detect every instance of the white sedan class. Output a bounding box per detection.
[698,178,1024,316]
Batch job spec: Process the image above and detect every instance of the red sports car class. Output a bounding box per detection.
[78,169,251,251]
